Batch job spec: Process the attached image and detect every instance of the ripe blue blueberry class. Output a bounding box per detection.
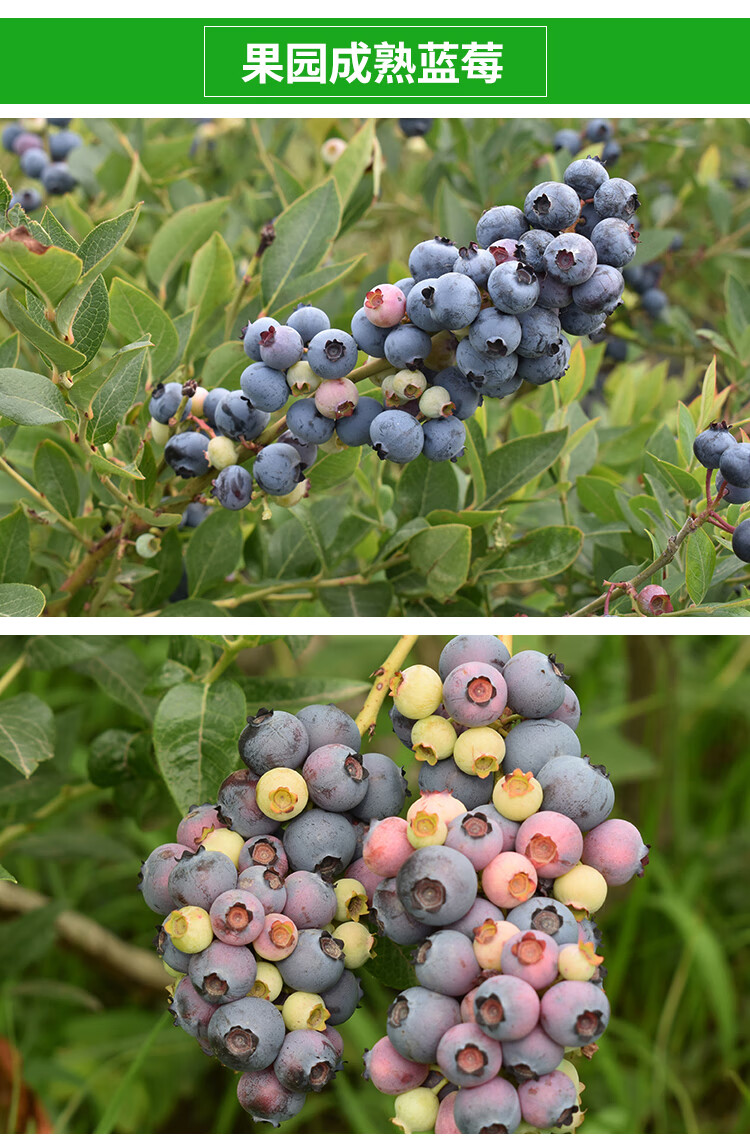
[384,322,433,369]
[1,123,24,151]
[48,117,73,128]
[553,128,581,154]
[514,230,554,273]
[590,217,639,267]
[571,265,624,314]
[542,234,597,286]
[414,930,481,997]
[274,1029,341,1092]
[440,635,511,678]
[456,340,520,396]
[641,286,668,317]
[731,518,750,562]
[585,118,612,142]
[417,757,494,808]
[41,163,77,195]
[213,465,253,510]
[593,177,640,220]
[243,315,280,360]
[321,968,363,1025]
[524,182,581,231]
[371,877,431,945]
[387,986,462,1063]
[476,204,527,247]
[253,443,303,496]
[506,897,579,945]
[9,188,43,212]
[164,431,209,478]
[350,752,408,821]
[488,261,540,315]
[434,367,484,420]
[468,308,522,357]
[302,744,369,813]
[208,996,286,1070]
[276,929,346,993]
[49,130,82,160]
[453,243,496,290]
[369,409,424,463]
[715,441,750,487]
[406,279,444,333]
[504,650,568,718]
[214,392,270,441]
[240,362,290,412]
[424,273,482,330]
[278,430,317,469]
[396,844,478,926]
[398,118,434,137]
[560,303,606,336]
[203,387,229,427]
[563,156,609,201]
[286,304,331,346]
[422,416,467,462]
[295,704,361,753]
[351,307,395,356]
[238,708,309,774]
[517,337,571,385]
[536,754,615,832]
[19,147,49,178]
[217,769,276,838]
[307,329,359,378]
[258,323,304,371]
[517,306,563,359]
[189,940,257,1005]
[574,201,603,239]
[602,138,622,165]
[454,1076,522,1134]
[168,846,237,911]
[502,718,581,777]
[149,381,190,424]
[409,236,460,282]
[282,808,358,880]
[714,472,750,504]
[335,395,384,447]
[286,396,335,445]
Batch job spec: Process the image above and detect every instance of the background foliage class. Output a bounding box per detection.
[0,118,749,617]
[0,633,748,1133]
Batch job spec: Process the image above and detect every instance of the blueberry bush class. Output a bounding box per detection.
[0,633,748,1133]
[0,117,749,618]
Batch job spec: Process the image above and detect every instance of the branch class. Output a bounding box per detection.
[0,456,90,547]
[356,634,418,739]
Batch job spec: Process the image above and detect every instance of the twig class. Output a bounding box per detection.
[0,783,98,855]
[0,654,26,699]
[355,635,418,739]
[0,457,90,547]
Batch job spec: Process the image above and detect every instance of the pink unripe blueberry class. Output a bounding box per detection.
[363,817,415,877]
[442,661,509,727]
[364,283,407,328]
[363,1035,430,1095]
[237,1066,305,1126]
[435,1089,460,1134]
[314,377,359,420]
[253,913,298,961]
[407,790,467,825]
[515,810,584,878]
[492,769,543,821]
[539,980,610,1046]
[481,851,538,910]
[636,584,674,615]
[238,835,289,878]
[558,941,604,981]
[472,919,521,970]
[518,1069,580,1129]
[501,929,560,990]
[437,1021,504,1088]
[390,664,443,719]
[446,811,503,870]
[177,804,226,850]
[209,889,266,945]
[580,817,650,885]
[138,843,188,915]
[553,863,608,914]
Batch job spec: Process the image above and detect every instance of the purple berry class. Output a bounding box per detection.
[437,1022,503,1088]
[500,929,560,991]
[442,661,508,727]
[580,818,650,885]
[515,810,584,878]
[237,865,287,914]
[518,1070,580,1128]
[473,973,541,1041]
[445,811,503,870]
[302,744,370,813]
[540,980,610,1047]
[237,1067,305,1126]
[282,871,338,930]
[501,1025,565,1082]
[536,755,615,832]
[167,846,237,911]
[274,1029,341,1092]
[189,939,257,1005]
[209,889,266,945]
[454,1075,521,1133]
[209,996,286,1071]
[169,973,217,1041]
[371,877,431,946]
[396,845,478,927]
[138,843,187,915]
[217,770,277,837]
[363,1035,430,1094]
[413,929,481,997]
[238,709,310,775]
[386,986,462,1063]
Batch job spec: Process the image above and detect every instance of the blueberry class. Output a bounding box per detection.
[571,265,624,314]
[574,201,603,239]
[715,472,750,504]
[593,177,640,220]
[209,889,266,946]
[286,396,335,444]
[553,128,581,154]
[395,275,416,295]
[519,1069,580,1128]
[396,844,478,926]
[295,703,361,754]
[349,752,407,821]
[383,324,433,369]
[217,769,276,838]
[278,430,318,470]
[335,395,384,447]
[514,230,554,273]
[454,1076,522,1134]
[560,303,606,337]
[487,261,540,315]
[47,117,73,128]
[502,1025,564,1083]
[387,986,462,1063]
[169,971,217,1038]
[417,757,494,808]
[19,147,49,178]
[138,842,185,915]
[468,308,522,357]
[306,328,358,378]
[536,754,615,832]
[176,804,226,850]
[369,876,428,945]
[208,995,286,1070]
[591,217,639,267]
[502,718,581,777]
[369,409,424,463]
[237,866,287,914]
[276,929,346,993]
[506,896,579,945]
[442,661,508,727]
[282,871,338,930]
[424,272,482,330]
[149,381,190,424]
[168,846,237,911]
[258,323,304,371]
[1,123,24,151]
[517,338,571,385]
[203,387,229,427]
[213,464,253,510]
[282,808,357,880]
[41,162,77,195]
[398,118,434,137]
[434,366,483,421]
[563,156,609,201]
[321,968,363,1025]
[539,980,610,1047]
[238,834,288,876]
[476,205,527,248]
[302,744,369,813]
[472,974,540,1041]
[11,132,43,155]
[542,234,597,286]
[524,181,581,231]
[239,362,290,412]
[409,236,460,282]
[237,1067,305,1126]
[253,442,303,497]
[732,518,750,562]
[437,1021,503,1088]
[517,306,563,359]
[243,315,280,360]
[715,441,750,487]
[286,303,331,346]
[440,635,511,678]
[503,651,568,718]
[641,286,668,317]
[547,684,581,729]
[274,1028,341,1092]
[164,431,209,478]
[406,279,444,333]
[9,188,43,212]
[238,708,309,774]
[601,138,622,165]
[452,243,496,290]
[49,130,82,160]
[422,416,466,462]
[585,118,613,142]
[214,392,270,441]
[351,306,395,356]
[580,817,650,885]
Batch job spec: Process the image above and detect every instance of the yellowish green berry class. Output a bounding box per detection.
[331,921,375,969]
[553,863,608,914]
[256,768,309,821]
[454,726,506,777]
[492,768,544,821]
[281,991,330,1031]
[333,878,369,923]
[411,714,457,765]
[163,905,213,954]
[392,1087,440,1134]
[390,664,443,720]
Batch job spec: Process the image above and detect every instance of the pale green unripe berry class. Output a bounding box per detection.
[381,374,402,408]
[390,664,443,720]
[454,726,506,777]
[321,137,346,165]
[411,714,456,765]
[256,767,309,821]
[274,479,310,507]
[207,435,240,470]
[492,768,543,821]
[162,961,184,980]
[391,369,427,401]
[287,360,322,396]
[407,791,466,825]
[558,941,604,982]
[553,863,608,914]
[333,878,369,923]
[191,386,209,417]
[164,906,213,953]
[391,1087,439,1134]
[331,921,374,969]
[554,1058,580,1089]
[473,919,521,971]
[419,385,455,418]
[150,417,170,446]
[202,827,245,868]
[406,810,448,849]
[135,532,161,559]
[281,991,331,1031]
[250,961,284,1001]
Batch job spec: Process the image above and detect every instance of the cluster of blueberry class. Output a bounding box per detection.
[693,423,750,562]
[138,702,408,1127]
[153,158,643,511]
[2,119,80,212]
[359,635,649,1133]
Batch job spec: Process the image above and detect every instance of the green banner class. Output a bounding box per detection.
[0,19,746,103]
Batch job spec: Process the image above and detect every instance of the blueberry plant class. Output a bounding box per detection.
[0,117,749,617]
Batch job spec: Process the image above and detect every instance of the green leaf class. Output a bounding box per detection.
[202,341,247,390]
[0,508,30,583]
[306,446,361,492]
[153,679,247,812]
[485,526,583,582]
[146,198,230,299]
[0,864,17,883]
[0,289,87,371]
[397,454,461,520]
[435,178,477,246]
[266,256,363,315]
[0,693,55,777]
[318,582,394,616]
[83,343,149,444]
[67,275,110,368]
[408,524,471,600]
[25,635,117,671]
[685,526,716,606]
[0,333,20,369]
[185,231,236,357]
[88,728,153,787]
[361,935,419,992]
[185,510,244,598]
[0,584,45,617]
[630,228,683,265]
[645,452,703,500]
[576,475,623,523]
[0,225,82,311]
[72,647,156,724]
[261,180,341,313]
[329,120,375,208]
[109,277,179,380]
[0,171,11,218]
[240,675,369,709]
[89,451,146,483]
[479,430,568,509]
[55,205,141,337]
[33,440,80,519]
[0,367,70,425]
